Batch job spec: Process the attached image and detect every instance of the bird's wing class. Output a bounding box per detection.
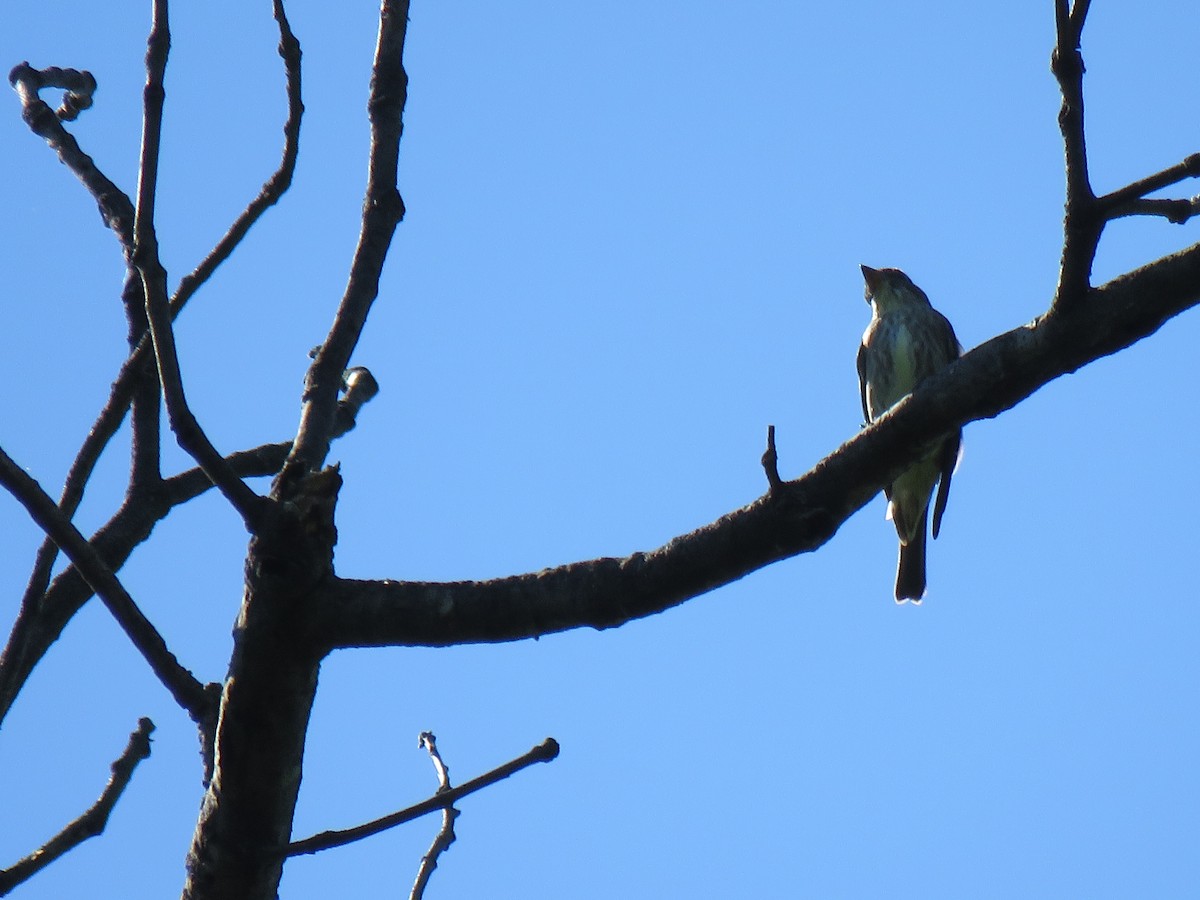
[935,310,963,364]
[930,429,961,539]
[856,339,871,423]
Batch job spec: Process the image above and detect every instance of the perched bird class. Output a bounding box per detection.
[856,265,962,603]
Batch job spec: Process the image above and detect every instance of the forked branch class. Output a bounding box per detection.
[287,738,559,857]
[133,0,268,530]
[0,444,210,719]
[287,0,410,475]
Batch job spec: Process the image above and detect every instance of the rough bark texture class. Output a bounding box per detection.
[182,469,340,900]
[315,244,1200,649]
[4,1,1200,897]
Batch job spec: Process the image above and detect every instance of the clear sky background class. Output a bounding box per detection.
[2,1,1198,897]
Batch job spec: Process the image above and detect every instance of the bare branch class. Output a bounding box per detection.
[287,0,409,476]
[7,63,135,247]
[0,718,154,896]
[171,0,304,311]
[760,424,782,492]
[163,373,380,504]
[316,246,1200,649]
[410,733,459,900]
[18,0,307,603]
[0,370,375,728]
[0,445,211,719]
[1099,153,1200,218]
[1068,0,1092,36]
[1106,196,1200,225]
[132,0,268,530]
[1051,0,1099,307]
[287,738,559,857]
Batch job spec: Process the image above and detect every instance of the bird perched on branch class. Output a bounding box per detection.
[856,265,962,603]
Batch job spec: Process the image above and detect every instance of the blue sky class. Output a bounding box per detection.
[2,1,1198,897]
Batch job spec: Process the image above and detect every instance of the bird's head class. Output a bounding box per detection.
[860,264,930,311]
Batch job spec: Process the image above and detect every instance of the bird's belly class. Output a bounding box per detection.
[889,326,919,394]
[867,322,921,414]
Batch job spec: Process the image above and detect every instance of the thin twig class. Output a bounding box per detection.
[761,425,782,493]
[7,63,135,247]
[1106,197,1200,225]
[171,0,304,312]
[410,733,459,900]
[1068,0,1092,35]
[132,0,267,530]
[9,63,145,611]
[0,371,376,727]
[162,374,380,503]
[0,445,210,718]
[1051,0,1100,308]
[17,0,306,602]
[287,738,560,857]
[1099,153,1200,216]
[287,0,409,476]
[0,718,154,896]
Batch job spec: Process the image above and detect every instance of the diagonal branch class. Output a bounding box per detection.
[314,244,1200,649]
[1068,0,1092,35]
[132,0,268,530]
[0,718,155,897]
[171,0,304,312]
[7,63,136,249]
[0,370,377,729]
[16,0,306,605]
[286,0,409,476]
[0,444,210,719]
[286,738,559,857]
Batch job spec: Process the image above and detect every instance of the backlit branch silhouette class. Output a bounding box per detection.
[2,1,1196,898]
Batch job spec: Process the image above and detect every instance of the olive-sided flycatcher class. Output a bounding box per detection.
[857,265,961,602]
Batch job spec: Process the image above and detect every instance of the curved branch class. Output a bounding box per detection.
[287,0,409,476]
[19,0,306,604]
[7,63,135,247]
[0,445,211,718]
[0,718,155,896]
[171,0,304,312]
[316,245,1200,648]
[0,387,372,728]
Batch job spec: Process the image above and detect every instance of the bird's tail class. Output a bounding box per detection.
[895,512,928,603]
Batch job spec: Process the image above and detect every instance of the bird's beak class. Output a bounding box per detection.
[861,264,881,299]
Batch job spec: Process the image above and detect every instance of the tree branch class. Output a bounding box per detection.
[286,738,559,857]
[1099,153,1200,222]
[1051,0,1099,308]
[287,0,409,476]
[0,372,374,729]
[0,718,154,897]
[7,63,135,247]
[409,733,459,900]
[760,424,782,492]
[0,445,211,719]
[171,0,304,312]
[315,245,1200,649]
[14,0,306,608]
[1105,196,1200,225]
[132,0,268,530]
